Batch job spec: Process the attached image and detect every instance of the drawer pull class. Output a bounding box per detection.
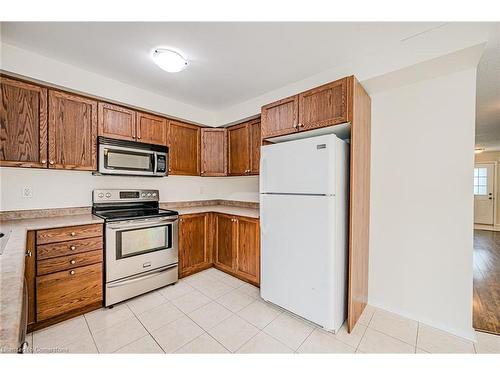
[69,270,75,275]
[70,232,76,236]
[70,245,76,250]
[70,259,76,265]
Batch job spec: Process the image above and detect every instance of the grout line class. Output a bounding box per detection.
[355,322,369,353]
[125,302,166,353]
[415,322,420,353]
[294,326,316,353]
[83,314,100,354]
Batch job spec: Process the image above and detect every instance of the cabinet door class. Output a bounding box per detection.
[298,77,348,131]
[228,123,250,176]
[249,119,261,175]
[48,91,97,170]
[261,95,298,139]
[215,214,236,273]
[201,128,227,176]
[167,120,200,175]
[0,77,48,167]
[235,217,260,285]
[136,112,167,145]
[98,102,136,141]
[36,263,102,321]
[178,213,211,278]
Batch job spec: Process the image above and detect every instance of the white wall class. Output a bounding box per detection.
[368,69,477,340]
[0,167,259,211]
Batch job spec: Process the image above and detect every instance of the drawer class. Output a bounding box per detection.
[36,263,102,322]
[37,224,103,245]
[37,236,103,260]
[37,250,103,276]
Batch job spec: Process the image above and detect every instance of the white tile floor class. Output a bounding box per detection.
[27,268,500,354]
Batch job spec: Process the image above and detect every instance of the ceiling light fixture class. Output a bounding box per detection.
[152,48,188,73]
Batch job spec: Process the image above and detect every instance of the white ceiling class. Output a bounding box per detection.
[475,24,500,151]
[1,22,442,111]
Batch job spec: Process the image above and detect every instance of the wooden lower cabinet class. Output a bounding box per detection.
[178,212,260,286]
[178,213,213,278]
[214,213,260,286]
[25,224,104,332]
[214,214,237,273]
[235,217,260,284]
[36,263,102,321]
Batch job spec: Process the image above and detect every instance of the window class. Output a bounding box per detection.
[474,167,488,195]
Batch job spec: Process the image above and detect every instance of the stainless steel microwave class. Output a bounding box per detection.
[98,137,168,177]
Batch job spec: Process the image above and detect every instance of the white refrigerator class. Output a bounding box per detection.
[260,133,349,333]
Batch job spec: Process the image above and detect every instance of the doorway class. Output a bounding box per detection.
[474,163,495,226]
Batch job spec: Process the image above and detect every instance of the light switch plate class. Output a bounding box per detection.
[22,186,33,198]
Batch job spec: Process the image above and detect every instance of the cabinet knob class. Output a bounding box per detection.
[70,245,76,250]
[49,160,54,165]
[69,270,75,275]
[70,259,76,265]
[138,136,141,139]
[70,232,76,237]
[26,250,32,257]
[41,159,47,164]
[298,123,304,128]
[168,168,172,172]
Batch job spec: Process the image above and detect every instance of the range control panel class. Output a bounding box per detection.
[93,189,159,203]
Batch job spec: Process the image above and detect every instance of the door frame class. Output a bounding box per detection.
[474,162,497,226]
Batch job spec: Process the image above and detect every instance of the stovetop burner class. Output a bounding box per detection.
[92,189,178,222]
[93,208,178,222]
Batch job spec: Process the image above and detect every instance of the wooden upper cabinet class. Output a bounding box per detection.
[201,128,227,176]
[235,217,260,285]
[215,214,236,273]
[136,112,167,145]
[167,120,200,175]
[48,90,98,170]
[178,213,211,278]
[261,95,298,139]
[0,77,48,168]
[228,122,250,175]
[298,77,348,131]
[98,102,136,141]
[249,119,261,174]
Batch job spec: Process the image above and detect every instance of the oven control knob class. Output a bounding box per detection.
[105,193,111,198]
[141,193,146,197]
[147,193,152,197]
[152,192,157,197]
[98,193,104,198]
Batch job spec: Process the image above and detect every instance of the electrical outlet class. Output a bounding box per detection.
[22,186,33,198]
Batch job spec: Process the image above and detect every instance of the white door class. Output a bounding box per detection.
[260,134,340,195]
[260,194,342,331]
[474,163,495,225]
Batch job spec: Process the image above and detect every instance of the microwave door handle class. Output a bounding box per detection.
[153,152,157,174]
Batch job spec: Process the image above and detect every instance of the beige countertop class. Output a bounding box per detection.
[0,214,104,352]
[165,205,259,218]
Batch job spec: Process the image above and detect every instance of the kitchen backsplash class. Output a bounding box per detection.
[0,167,259,212]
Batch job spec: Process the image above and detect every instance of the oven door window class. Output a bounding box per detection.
[116,224,172,259]
[105,149,154,171]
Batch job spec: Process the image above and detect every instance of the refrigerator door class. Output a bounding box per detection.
[260,134,339,195]
[260,193,346,332]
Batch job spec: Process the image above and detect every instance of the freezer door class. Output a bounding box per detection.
[260,194,345,331]
[260,134,339,195]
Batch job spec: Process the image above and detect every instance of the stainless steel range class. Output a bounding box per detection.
[92,189,179,307]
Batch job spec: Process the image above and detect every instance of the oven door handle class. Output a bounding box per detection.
[107,217,178,230]
[107,264,177,288]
